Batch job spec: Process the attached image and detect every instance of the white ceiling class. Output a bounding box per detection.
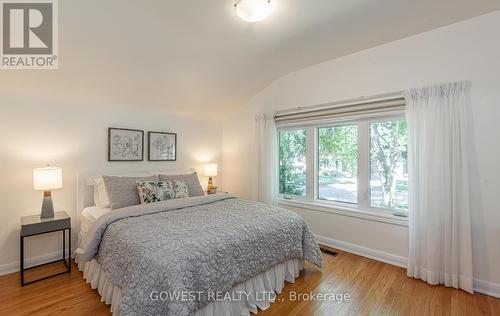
[1,0,499,119]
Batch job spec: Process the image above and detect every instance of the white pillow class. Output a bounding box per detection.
[94,176,111,208]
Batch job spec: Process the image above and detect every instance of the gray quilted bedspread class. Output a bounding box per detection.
[78,194,322,315]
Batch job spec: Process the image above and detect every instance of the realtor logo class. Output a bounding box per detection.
[1,0,58,69]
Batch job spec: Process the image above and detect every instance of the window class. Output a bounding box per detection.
[318,125,358,204]
[279,129,306,197]
[370,120,408,211]
[278,110,408,217]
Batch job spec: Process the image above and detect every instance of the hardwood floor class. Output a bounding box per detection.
[0,250,498,315]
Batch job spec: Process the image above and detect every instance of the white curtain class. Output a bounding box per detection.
[404,81,473,293]
[255,112,278,205]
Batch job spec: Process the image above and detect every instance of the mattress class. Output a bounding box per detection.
[82,206,112,222]
[77,206,111,252]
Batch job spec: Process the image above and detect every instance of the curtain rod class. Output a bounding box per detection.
[274,90,405,117]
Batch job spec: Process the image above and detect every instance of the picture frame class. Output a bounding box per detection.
[108,128,144,161]
[148,131,177,161]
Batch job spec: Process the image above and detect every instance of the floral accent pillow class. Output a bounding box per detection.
[170,180,189,199]
[137,180,189,204]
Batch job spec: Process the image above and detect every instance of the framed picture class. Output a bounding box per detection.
[108,128,144,161]
[148,131,177,161]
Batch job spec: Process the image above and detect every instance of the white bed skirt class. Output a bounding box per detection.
[75,255,304,316]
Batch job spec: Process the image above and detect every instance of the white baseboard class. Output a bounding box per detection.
[0,248,73,277]
[315,234,500,298]
[315,234,408,268]
[473,279,500,298]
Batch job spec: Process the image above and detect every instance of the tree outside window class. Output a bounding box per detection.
[279,130,306,196]
[370,120,408,210]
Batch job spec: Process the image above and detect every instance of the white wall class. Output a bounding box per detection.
[0,92,222,274]
[222,11,500,291]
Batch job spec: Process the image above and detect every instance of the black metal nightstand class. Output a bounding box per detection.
[20,211,71,286]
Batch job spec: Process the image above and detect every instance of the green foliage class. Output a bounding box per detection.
[318,125,358,177]
[278,120,408,210]
[370,120,407,208]
[279,130,306,195]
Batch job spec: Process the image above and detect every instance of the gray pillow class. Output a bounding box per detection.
[102,175,159,209]
[158,173,204,197]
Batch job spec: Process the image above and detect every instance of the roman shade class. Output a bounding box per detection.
[274,96,405,125]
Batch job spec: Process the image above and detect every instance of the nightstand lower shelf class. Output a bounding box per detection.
[20,212,71,286]
[20,228,71,286]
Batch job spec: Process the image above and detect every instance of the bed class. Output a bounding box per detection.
[74,170,322,316]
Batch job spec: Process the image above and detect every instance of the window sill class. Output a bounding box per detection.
[278,198,408,227]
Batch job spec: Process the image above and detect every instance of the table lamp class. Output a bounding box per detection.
[33,166,62,219]
[204,163,218,194]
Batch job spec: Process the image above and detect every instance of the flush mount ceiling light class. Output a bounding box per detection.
[235,0,272,23]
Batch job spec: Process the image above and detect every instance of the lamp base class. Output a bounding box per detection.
[207,177,216,194]
[40,190,55,219]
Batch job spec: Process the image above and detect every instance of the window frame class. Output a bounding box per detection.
[277,113,408,221]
